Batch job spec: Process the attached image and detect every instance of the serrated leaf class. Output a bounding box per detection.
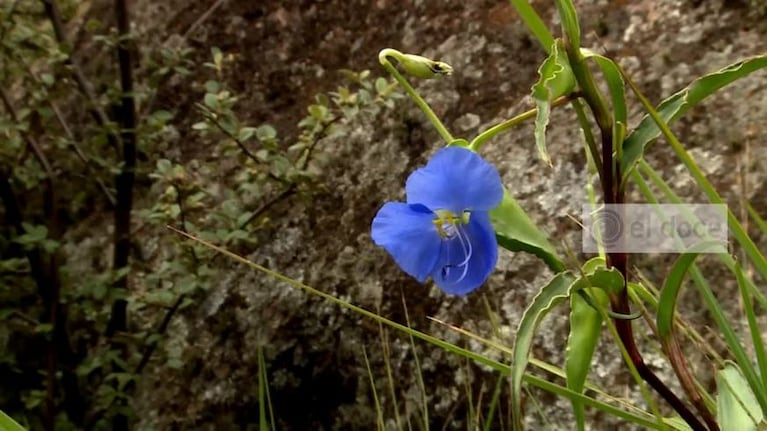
[511,271,575,431]
[717,362,764,431]
[489,190,564,273]
[531,40,575,166]
[621,55,767,180]
[511,266,623,431]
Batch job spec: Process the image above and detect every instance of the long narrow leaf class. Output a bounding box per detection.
[734,263,767,398]
[508,0,555,53]
[511,271,575,431]
[621,54,767,178]
[566,289,605,431]
[656,242,725,340]
[623,68,767,305]
[0,410,26,431]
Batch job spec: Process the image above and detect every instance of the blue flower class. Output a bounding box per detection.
[371,147,503,295]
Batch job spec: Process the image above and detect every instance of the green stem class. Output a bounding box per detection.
[379,49,454,144]
[469,94,574,151]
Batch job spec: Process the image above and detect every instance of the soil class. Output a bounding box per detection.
[111,0,767,429]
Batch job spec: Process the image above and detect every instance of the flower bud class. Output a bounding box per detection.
[399,53,453,79]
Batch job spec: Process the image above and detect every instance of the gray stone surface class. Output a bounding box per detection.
[131,0,767,429]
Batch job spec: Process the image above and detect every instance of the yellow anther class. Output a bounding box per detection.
[433,210,471,239]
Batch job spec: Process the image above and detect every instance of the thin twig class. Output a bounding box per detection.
[238,184,296,230]
[41,0,121,151]
[51,99,117,206]
[237,117,341,230]
[1,89,59,430]
[181,0,228,40]
[0,85,86,430]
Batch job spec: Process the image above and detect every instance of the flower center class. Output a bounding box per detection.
[433,210,473,284]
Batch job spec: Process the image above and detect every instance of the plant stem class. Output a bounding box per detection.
[468,94,575,151]
[379,49,454,144]
[106,0,137,429]
[41,0,121,153]
[563,37,708,431]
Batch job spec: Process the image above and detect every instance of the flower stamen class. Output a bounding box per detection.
[434,211,473,285]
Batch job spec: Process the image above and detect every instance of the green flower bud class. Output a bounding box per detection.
[398,53,453,79]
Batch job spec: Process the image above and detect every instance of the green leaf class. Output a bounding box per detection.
[256,124,277,141]
[735,262,767,399]
[582,50,627,156]
[554,0,581,50]
[566,289,605,431]
[238,127,257,142]
[511,271,575,431]
[490,190,564,272]
[621,54,767,180]
[656,241,726,340]
[308,104,329,121]
[657,244,767,414]
[531,40,575,166]
[203,93,219,110]
[509,0,555,53]
[663,416,693,431]
[205,80,220,94]
[173,228,667,429]
[717,362,764,431]
[211,47,223,67]
[512,266,623,431]
[14,224,48,248]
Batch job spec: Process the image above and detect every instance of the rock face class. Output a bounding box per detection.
[132,0,767,429]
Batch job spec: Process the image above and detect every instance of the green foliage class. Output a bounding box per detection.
[0,408,26,431]
[716,362,764,431]
[489,191,564,272]
[0,1,401,425]
[510,271,575,431]
[531,40,575,166]
[620,54,767,181]
[566,290,605,431]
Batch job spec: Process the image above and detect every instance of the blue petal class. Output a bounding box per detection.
[431,211,497,295]
[406,147,503,213]
[371,202,441,282]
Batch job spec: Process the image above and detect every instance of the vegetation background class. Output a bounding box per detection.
[1,0,766,429]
